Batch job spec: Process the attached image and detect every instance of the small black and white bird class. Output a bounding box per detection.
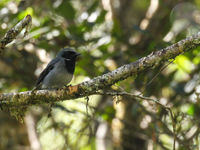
[35,48,80,89]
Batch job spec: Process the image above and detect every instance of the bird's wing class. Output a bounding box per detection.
[36,58,59,87]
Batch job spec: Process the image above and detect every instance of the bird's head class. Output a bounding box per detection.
[57,48,80,61]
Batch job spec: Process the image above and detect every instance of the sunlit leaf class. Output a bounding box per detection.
[174,55,194,73]
[56,1,75,20]
[187,104,195,116]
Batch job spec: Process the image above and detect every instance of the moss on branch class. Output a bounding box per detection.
[0,32,200,108]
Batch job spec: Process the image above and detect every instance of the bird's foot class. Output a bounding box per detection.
[65,84,72,87]
[62,84,72,89]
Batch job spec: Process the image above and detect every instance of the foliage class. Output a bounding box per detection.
[0,0,200,150]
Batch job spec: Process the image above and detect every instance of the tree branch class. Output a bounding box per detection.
[0,15,32,52]
[0,32,200,107]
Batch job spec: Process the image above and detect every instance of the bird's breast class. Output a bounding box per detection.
[42,59,73,88]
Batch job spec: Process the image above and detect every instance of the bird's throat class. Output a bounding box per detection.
[64,59,75,74]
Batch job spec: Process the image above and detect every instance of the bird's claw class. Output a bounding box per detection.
[62,84,72,89]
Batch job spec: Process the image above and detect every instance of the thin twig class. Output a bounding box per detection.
[0,14,32,52]
[94,90,177,149]
[86,96,89,116]
[85,96,93,139]
[1,32,200,106]
[144,60,175,89]
[168,109,176,150]
[94,91,167,108]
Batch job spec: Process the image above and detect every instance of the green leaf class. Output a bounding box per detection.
[19,87,28,92]
[96,10,106,24]
[187,104,195,116]
[87,0,99,14]
[174,55,194,73]
[18,7,34,19]
[56,1,75,20]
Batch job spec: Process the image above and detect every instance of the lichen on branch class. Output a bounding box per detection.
[0,32,200,108]
[0,14,32,52]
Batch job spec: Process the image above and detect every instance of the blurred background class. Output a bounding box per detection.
[0,0,200,150]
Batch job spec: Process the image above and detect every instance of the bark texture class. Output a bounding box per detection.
[0,31,200,107]
[0,15,32,51]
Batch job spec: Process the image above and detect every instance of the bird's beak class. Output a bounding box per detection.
[75,53,81,57]
[75,53,81,61]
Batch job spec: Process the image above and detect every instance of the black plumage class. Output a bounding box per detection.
[35,48,80,89]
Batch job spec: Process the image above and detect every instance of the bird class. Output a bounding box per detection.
[34,48,80,90]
